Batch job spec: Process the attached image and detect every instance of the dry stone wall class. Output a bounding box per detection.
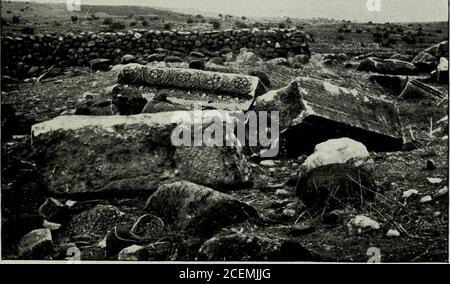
[1,28,310,78]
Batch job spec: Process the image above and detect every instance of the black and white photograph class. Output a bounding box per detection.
[0,0,449,266]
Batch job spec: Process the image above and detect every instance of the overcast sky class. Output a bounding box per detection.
[13,0,449,22]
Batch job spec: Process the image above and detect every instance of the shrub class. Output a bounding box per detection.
[356,29,362,34]
[71,15,78,22]
[242,16,247,20]
[130,21,137,26]
[21,26,34,34]
[163,22,172,30]
[12,15,20,24]
[142,20,148,26]
[210,20,221,29]
[278,22,286,29]
[110,21,125,30]
[402,34,417,44]
[338,27,344,33]
[103,18,113,25]
[336,34,345,41]
[235,21,249,28]
[196,14,203,19]
[436,29,443,33]
[1,17,8,26]
[187,17,194,24]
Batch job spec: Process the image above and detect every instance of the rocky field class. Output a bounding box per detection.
[1,2,449,262]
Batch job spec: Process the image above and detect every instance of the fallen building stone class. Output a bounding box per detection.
[357,57,418,75]
[369,74,445,100]
[398,78,445,100]
[144,181,258,237]
[117,64,266,99]
[253,77,404,155]
[31,111,252,195]
[112,65,266,115]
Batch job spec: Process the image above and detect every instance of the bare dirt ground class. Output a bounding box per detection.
[1,1,448,262]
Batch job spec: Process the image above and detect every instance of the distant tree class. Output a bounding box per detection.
[218,14,223,18]
[110,21,125,30]
[21,26,34,34]
[103,18,113,25]
[163,22,172,30]
[242,16,247,20]
[210,20,221,29]
[195,14,203,18]
[12,15,20,24]
[235,21,249,29]
[1,17,8,26]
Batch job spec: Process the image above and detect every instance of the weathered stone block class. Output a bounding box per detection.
[253,77,404,154]
[31,111,252,195]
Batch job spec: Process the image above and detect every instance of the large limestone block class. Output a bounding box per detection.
[31,111,251,195]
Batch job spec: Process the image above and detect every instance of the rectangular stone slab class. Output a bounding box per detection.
[253,77,404,155]
[292,77,403,153]
[31,112,251,195]
[116,64,266,99]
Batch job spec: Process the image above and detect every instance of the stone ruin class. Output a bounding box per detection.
[1,28,311,78]
[31,65,405,196]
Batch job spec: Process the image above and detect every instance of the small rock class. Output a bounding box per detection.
[434,211,441,217]
[275,189,290,197]
[402,189,419,199]
[43,220,62,231]
[18,228,52,259]
[288,223,316,236]
[302,138,372,171]
[322,209,345,224]
[282,209,296,218]
[427,177,443,184]
[436,186,448,197]
[260,160,276,167]
[65,200,77,208]
[118,245,148,261]
[348,215,380,234]
[386,229,400,237]
[420,195,432,203]
[426,159,436,170]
